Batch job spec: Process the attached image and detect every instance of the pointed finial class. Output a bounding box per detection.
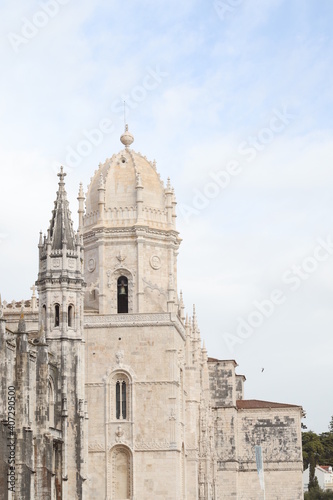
[57,166,66,184]
[202,341,207,362]
[98,173,105,189]
[136,172,143,188]
[193,304,198,330]
[78,182,84,198]
[120,124,134,148]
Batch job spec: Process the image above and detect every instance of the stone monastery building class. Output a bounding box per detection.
[0,128,304,499]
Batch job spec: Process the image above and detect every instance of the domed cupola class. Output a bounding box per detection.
[81,126,180,315]
[84,126,176,231]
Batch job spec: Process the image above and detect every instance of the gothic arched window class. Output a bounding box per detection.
[117,276,128,314]
[54,304,60,327]
[111,373,131,421]
[68,305,74,327]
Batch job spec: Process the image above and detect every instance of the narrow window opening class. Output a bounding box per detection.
[68,305,74,327]
[117,276,128,314]
[42,305,46,328]
[116,381,121,419]
[122,381,127,420]
[116,379,127,420]
[54,304,60,327]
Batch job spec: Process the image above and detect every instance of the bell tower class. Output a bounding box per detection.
[36,167,87,498]
[82,126,181,315]
[82,129,188,499]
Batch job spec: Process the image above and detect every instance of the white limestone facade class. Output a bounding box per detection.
[0,128,304,499]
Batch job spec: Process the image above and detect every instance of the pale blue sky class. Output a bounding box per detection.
[0,0,333,433]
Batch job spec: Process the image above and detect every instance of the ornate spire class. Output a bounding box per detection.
[193,304,197,331]
[49,167,75,250]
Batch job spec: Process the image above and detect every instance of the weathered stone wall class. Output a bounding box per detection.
[85,316,190,499]
[237,408,302,463]
[237,407,304,499]
[235,374,245,400]
[237,470,303,500]
[208,360,237,407]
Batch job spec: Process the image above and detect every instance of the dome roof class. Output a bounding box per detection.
[84,131,175,230]
[86,149,165,213]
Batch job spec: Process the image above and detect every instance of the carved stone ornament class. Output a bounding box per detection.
[115,350,124,364]
[116,251,126,263]
[87,257,96,273]
[150,255,161,270]
[115,426,124,443]
[88,441,104,452]
[142,278,167,297]
[87,279,99,295]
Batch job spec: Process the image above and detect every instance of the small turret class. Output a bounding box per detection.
[166,177,173,225]
[35,167,87,497]
[179,290,185,323]
[98,174,106,220]
[77,183,85,234]
[36,167,85,339]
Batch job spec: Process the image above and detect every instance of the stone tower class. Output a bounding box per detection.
[83,127,190,499]
[36,167,87,498]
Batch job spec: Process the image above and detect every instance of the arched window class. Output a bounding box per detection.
[111,373,131,421]
[54,304,60,327]
[68,305,74,327]
[117,276,128,313]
